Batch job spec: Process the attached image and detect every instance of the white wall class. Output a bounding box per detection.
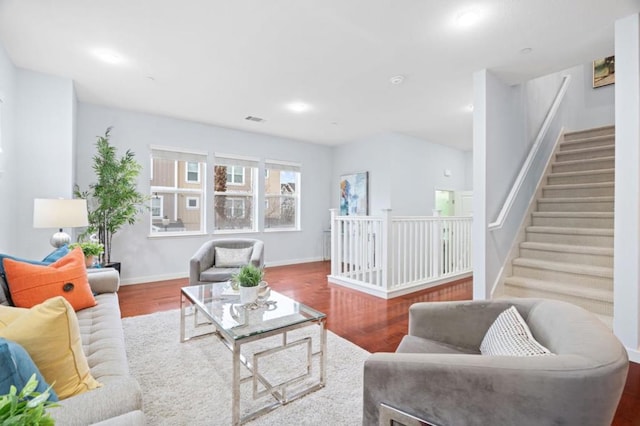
[614,13,640,358]
[332,132,470,217]
[75,103,333,283]
[464,150,473,190]
[14,71,76,259]
[0,44,17,253]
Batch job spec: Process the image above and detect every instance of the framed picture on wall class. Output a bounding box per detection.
[340,171,368,215]
[593,55,615,88]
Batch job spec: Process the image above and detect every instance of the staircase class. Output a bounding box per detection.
[503,125,615,326]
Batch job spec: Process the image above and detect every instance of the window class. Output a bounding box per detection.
[226,166,244,185]
[186,197,199,209]
[264,160,301,230]
[214,154,258,231]
[186,162,200,183]
[150,147,207,234]
[151,195,164,218]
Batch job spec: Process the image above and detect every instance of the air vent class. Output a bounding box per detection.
[245,116,265,123]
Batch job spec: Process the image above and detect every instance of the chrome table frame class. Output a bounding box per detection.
[180,286,327,425]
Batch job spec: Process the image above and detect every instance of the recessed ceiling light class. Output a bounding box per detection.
[286,101,312,113]
[520,47,533,55]
[456,9,481,27]
[91,48,125,65]
[390,75,405,85]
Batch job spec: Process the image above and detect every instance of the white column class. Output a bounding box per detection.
[614,13,640,357]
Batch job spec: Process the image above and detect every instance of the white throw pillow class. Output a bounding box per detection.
[214,247,253,268]
[480,306,553,356]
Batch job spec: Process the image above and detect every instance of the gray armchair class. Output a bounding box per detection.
[364,298,628,426]
[189,238,264,284]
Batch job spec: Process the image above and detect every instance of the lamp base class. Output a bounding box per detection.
[50,230,71,248]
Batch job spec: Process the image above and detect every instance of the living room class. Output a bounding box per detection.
[1,1,640,425]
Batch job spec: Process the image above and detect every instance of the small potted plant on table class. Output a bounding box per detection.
[232,264,264,305]
[69,241,105,268]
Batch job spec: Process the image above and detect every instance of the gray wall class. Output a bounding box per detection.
[0,43,17,254]
[76,103,333,283]
[332,131,471,217]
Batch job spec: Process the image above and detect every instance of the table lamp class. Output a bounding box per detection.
[33,198,89,248]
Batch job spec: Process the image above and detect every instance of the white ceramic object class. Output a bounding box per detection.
[240,285,258,305]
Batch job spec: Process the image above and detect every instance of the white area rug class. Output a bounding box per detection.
[122,309,369,425]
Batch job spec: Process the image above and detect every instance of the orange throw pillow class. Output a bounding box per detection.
[3,247,96,311]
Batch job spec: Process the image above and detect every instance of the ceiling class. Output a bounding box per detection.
[0,1,638,151]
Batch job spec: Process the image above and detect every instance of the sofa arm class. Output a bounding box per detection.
[407,300,520,350]
[363,352,625,426]
[250,240,264,268]
[87,268,120,294]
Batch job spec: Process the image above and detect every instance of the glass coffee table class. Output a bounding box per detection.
[180,282,327,425]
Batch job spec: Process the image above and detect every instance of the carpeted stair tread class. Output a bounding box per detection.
[504,276,613,302]
[555,144,615,159]
[531,211,614,218]
[547,168,614,179]
[552,155,614,165]
[537,196,614,203]
[512,257,613,278]
[519,241,613,256]
[526,226,613,236]
[542,182,614,191]
[563,125,615,142]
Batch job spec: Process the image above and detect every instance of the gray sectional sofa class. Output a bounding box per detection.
[50,269,144,425]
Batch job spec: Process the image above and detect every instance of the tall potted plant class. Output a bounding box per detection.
[74,127,146,267]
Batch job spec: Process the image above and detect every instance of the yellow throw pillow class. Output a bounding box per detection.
[0,296,101,399]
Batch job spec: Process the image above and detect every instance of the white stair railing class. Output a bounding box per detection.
[329,209,472,298]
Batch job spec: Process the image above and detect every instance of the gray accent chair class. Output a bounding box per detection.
[363,298,629,426]
[189,238,264,284]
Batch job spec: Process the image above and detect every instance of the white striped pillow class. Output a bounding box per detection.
[480,306,553,356]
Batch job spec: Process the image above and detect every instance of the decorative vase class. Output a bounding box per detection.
[240,286,258,305]
[85,255,96,268]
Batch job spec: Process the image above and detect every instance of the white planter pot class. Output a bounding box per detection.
[239,286,258,305]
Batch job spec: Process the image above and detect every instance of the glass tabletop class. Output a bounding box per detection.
[181,282,326,340]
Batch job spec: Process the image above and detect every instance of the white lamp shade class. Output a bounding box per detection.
[33,198,89,229]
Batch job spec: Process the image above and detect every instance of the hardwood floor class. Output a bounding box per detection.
[118,261,640,425]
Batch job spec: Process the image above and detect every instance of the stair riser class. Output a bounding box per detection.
[542,186,614,198]
[564,127,615,141]
[552,158,614,173]
[547,172,614,185]
[526,231,613,247]
[555,147,614,162]
[519,248,613,267]
[511,265,613,290]
[504,285,613,316]
[531,216,614,228]
[560,138,615,151]
[537,201,614,212]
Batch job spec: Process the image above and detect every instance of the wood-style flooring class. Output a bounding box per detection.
[118,261,640,425]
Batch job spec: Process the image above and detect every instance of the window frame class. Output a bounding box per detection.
[213,154,259,233]
[264,160,302,232]
[185,161,200,183]
[185,196,199,210]
[149,146,207,236]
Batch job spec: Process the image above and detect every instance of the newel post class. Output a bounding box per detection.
[381,209,393,290]
[330,209,338,276]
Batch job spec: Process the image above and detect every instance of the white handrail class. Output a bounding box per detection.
[488,75,571,231]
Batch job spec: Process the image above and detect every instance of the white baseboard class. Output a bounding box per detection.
[627,347,640,364]
[119,257,327,285]
[120,272,188,286]
[264,256,325,267]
